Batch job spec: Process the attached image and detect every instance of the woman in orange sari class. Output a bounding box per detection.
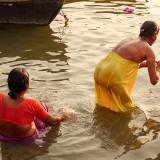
[0,68,69,141]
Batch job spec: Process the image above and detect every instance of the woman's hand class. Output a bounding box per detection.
[60,112,71,122]
[43,112,70,126]
[139,61,147,68]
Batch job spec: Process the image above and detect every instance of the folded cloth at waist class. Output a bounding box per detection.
[0,131,38,142]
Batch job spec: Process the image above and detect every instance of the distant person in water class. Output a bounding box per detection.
[94,20,160,112]
[0,68,69,142]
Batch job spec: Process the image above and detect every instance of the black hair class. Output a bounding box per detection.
[139,21,159,39]
[7,68,29,99]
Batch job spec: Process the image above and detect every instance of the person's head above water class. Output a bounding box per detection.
[139,20,159,40]
[7,68,29,99]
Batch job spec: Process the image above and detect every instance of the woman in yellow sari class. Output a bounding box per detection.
[94,21,160,112]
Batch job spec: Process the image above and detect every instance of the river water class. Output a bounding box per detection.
[0,0,160,159]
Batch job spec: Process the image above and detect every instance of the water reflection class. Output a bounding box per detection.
[0,26,69,62]
[91,105,160,158]
[65,0,149,16]
[0,125,61,160]
[0,26,70,89]
[65,0,136,3]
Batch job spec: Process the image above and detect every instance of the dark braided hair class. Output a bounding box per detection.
[7,68,29,99]
[139,21,159,39]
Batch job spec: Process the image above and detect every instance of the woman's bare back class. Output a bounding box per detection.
[0,121,36,138]
[112,37,153,63]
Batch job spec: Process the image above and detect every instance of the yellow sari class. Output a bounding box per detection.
[94,51,139,112]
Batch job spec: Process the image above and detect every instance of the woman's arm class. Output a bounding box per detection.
[146,49,159,85]
[42,112,69,126]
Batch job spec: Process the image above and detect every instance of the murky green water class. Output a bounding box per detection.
[0,0,160,159]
